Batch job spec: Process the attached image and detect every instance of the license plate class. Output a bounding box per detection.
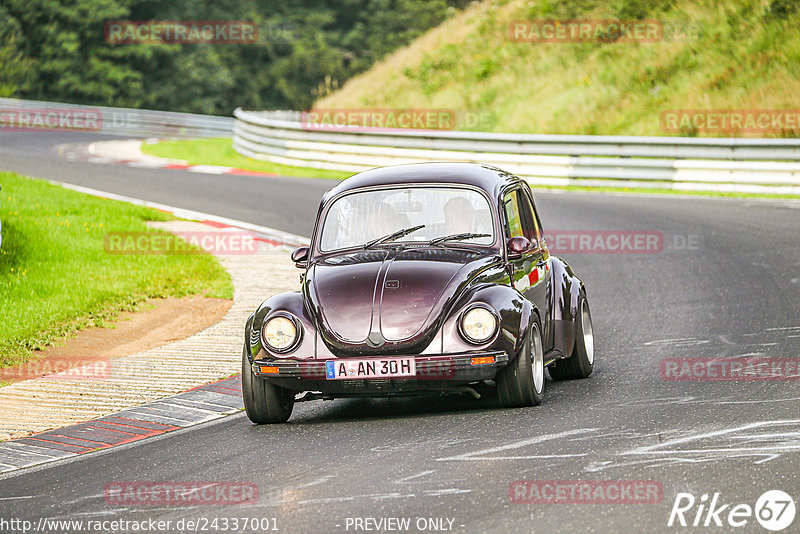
[325,357,416,380]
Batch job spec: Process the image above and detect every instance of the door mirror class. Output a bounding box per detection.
[507,236,531,258]
[291,246,310,268]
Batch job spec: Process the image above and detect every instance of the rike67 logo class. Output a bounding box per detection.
[668,490,796,531]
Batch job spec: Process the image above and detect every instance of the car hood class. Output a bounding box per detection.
[307,247,496,355]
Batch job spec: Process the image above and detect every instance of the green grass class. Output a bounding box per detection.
[316,0,800,137]
[141,138,352,180]
[0,171,233,368]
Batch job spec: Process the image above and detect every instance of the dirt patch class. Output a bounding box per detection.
[1,296,232,384]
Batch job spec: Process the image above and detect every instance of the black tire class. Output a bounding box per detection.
[549,293,594,380]
[497,318,545,408]
[242,345,294,424]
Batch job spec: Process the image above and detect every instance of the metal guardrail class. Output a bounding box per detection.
[1,98,233,138]
[233,109,800,194]
[4,99,797,194]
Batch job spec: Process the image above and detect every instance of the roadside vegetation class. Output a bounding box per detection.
[0,171,232,368]
[317,0,800,137]
[0,0,470,113]
[141,138,351,180]
[122,0,800,198]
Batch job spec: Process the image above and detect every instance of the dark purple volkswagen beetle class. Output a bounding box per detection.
[243,163,594,423]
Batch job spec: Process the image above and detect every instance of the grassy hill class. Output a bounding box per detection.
[315,0,800,137]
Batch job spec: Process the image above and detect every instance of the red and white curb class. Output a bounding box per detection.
[56,139,280,179]
[0,376,244,474]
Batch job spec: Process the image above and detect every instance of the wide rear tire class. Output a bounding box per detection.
[242,346,294,424]
[549,293,594,380]
[497,319,545,408]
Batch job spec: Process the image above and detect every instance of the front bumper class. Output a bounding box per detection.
[252,351,508,395]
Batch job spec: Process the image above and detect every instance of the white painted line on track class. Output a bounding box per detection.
[436,428,598,461]
[625,419,800,455]
[51,180,310,246]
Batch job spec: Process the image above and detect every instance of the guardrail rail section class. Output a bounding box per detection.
[4,99,796,194]
[233,108,800,194]
[1,98,233,138]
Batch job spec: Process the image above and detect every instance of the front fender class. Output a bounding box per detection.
[440,284,536,358]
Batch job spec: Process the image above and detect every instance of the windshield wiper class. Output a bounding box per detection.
[363,224,426,249]
[428,232,491,245]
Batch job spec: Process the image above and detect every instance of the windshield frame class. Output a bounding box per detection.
[312,183,500,257]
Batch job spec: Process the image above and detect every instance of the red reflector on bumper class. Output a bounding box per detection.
[470,356,495,366]
[260,366,279,374]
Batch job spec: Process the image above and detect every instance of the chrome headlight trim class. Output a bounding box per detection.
[261,312,303,354]
[458,304,499,344]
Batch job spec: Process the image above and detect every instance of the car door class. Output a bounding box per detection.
[522,185,552,345]
[502,186,551,344]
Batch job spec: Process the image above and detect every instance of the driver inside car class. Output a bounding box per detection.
[369,201,409,238]
[443,196,476,235]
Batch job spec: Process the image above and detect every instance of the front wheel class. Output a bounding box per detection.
[549,293,594,380]
[241,345,294,424]
[497,319,545,408]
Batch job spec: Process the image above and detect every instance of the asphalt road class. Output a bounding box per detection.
[2,131,800,533]
[0,132,332,236]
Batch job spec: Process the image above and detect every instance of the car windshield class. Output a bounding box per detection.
[318,186,495,252]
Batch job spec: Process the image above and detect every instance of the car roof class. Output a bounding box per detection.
[322,162,522,203]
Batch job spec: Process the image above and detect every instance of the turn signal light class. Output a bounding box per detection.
[260,366,279,374]
[470,356,495,366]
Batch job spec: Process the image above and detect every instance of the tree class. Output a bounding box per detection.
[0,0,469,113]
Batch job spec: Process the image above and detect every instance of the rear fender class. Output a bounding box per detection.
[548,256,585,358]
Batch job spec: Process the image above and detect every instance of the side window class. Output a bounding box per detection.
[503,191,524,238]
[503,189,536,240]
[521,188,543,241]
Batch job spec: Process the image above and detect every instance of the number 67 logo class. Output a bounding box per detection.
[756,491,796,532]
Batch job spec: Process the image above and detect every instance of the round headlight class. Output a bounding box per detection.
[460,307,498,343]
[262,316,298,352]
